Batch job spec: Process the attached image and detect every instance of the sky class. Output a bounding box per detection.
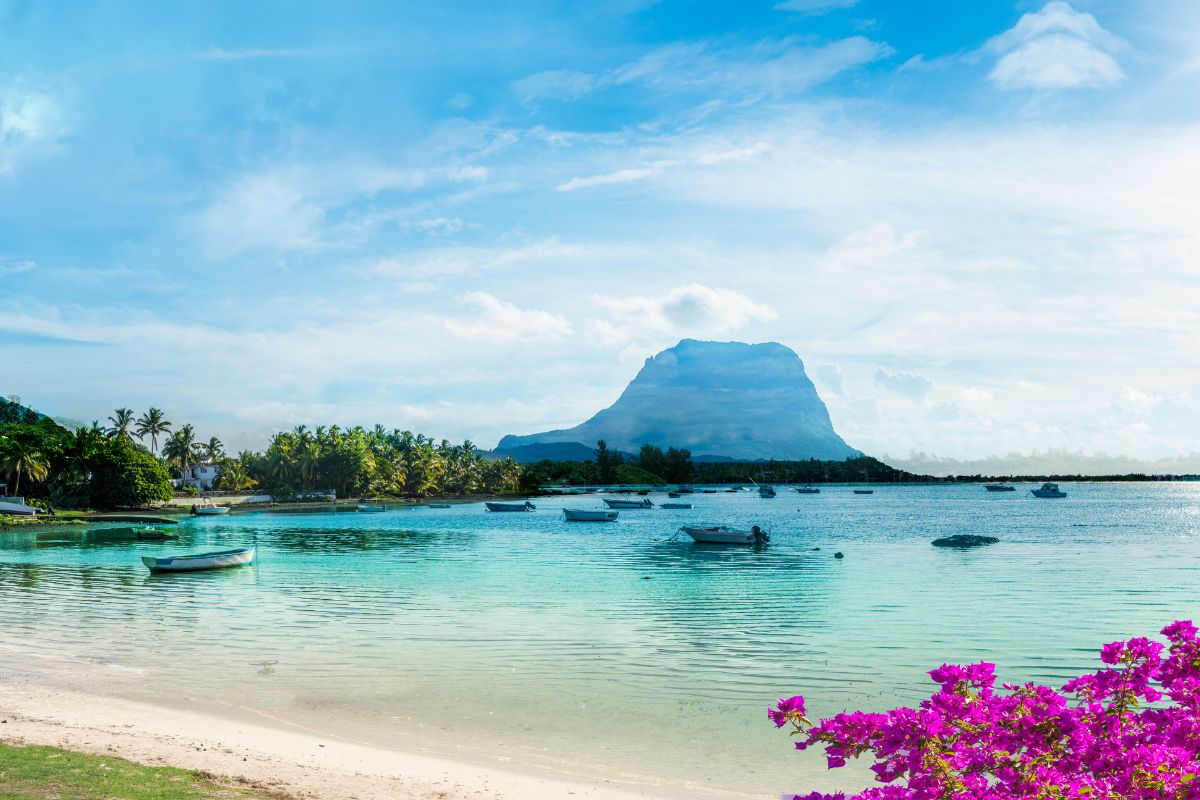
[2,0,1198,465]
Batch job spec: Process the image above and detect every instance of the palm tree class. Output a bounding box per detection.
[135,408,171,455]
[106,408,136,441]
[0,443,50,495]
[161,424,197,473]
[203,436,223,461]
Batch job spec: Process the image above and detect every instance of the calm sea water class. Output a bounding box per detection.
[2,484,1198,797]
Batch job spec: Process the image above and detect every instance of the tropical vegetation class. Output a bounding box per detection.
[771,621,1200,800]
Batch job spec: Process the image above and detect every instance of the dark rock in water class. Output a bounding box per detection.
[811,547,821,551]
[833,551,844,559]
[932,534,999,549]
[496,339,860,461]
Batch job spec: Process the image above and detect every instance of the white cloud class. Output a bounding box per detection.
[512,70,597,104]
[446,292,573,342]
[557,160,678,191]
[986,2,1125,90]
[696,142,769,165]
[873,368,934,399]
[813,364,846,397]
[0,260,36,277]
[588,284,777,346]
[774,0,858,14]
[446,92,474,110]
[199,174,326,257]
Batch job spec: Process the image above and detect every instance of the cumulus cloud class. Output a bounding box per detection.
[813,364,846,397]
[588,284,777,346]
[986,2,1125,90]
[873,368,934,399]
[446,292,573,342]
[199,174,326,256]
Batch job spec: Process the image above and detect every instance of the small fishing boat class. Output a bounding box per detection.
[661,502,692,509]
[677,485,694,494]
[678,525,769,545]
[1031,483,1067,498]
[668,492,682,498]
[758,486,776,498]
[795,486,820,494]
[563,508,618,522]
[358,503,387,512]
[486,501,536,512]
[853,489,874,495]
[426,503,451,509]
[604,498,654,509]
[191,499,230,516]
[141,547,255,573]
[985,484,1016,492]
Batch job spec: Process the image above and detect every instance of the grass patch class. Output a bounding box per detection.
[0,743,282,800]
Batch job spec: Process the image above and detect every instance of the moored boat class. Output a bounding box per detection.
[563,508,618,522]
[486,501,536,512]
[853,489,874,495]
[358,503,387,512]
[191,499,230,515]
[795,486,820,494]
[985,484,1016,492]
[604,498,654,509]
[141,547,255,573]
[676,485,694,494]
[758,486,776,498]
[661,502,692,509]
[1031,483,1067,498]
[668,492,682,498]
[678,525,769,545]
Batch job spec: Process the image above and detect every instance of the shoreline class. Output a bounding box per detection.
[0,682,686,800]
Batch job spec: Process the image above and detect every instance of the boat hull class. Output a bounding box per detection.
[1031,490,1067,498]
[603,499,653,509]
[192,506,230,515]
[985,485,1016,492]
[681,526,759,545]
[357,505,387,512]
[142,547,255,573]
[563,509,618,522]
[661,503,692,509]
[485,502,535,512]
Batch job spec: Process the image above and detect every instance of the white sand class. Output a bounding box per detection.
[0,684,687,800]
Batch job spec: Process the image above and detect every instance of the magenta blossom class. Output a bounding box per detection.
[772,621,1200,800]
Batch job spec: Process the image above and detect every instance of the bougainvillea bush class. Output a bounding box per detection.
[771,621,1200,799]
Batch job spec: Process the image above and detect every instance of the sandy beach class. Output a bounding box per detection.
[0,684,677,800]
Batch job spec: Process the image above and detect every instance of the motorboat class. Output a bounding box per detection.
[661,503,692,509]
[985,484,1017,492]
[191,499,230,515]
[678,525,769,546]
[142,547,255,573]
[853,489,874,495]
[668,492,681,498]
[758,486,776,498]
[676,485,694,494]
[563,508,618,522]
[1031,483,1067,498]
[604,498,653,509]
[358,503,387,512]
[486,501,536,512]
[795,486,820,494]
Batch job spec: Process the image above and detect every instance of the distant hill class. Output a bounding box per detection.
[496,339,860,461]
[0,396,77,430]
[485,441,603,464]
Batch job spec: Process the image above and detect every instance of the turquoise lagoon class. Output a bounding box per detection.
[2,483,1199,797]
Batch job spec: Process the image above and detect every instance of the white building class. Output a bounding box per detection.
[179,461,221,490]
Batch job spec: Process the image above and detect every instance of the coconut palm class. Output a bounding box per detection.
[106,408,136,442]
[0,443,50,495]
[161,424,197,473]
[135,408,172,455]
[202,436,223,461]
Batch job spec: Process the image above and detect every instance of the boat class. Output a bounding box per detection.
[141,547,255,573]
[668,492,681,498]
[357,503,387,512]
[985,484,1016,492]
[661,503,692,509]
[604,498,654,509]
[1031,483,1067,498]
[678,525,769,545]
[853,489,874,495]
[758,486,776,498]
[676,485,694,494]
[426,503,451,509]
[795,486,820,494]
[191,499,230,515]
[562,508,618,522]
[0,499,38,515]
[485,501,536,512]
[88,526,178,541]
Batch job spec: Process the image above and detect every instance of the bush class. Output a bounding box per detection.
[613,463,664,484]
[88,440,172,509]
[771,621,1200,799]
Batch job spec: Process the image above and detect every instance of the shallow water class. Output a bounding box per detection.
[2,483,1199,797]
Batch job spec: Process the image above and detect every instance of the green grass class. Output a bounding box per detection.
[0,743,283,800]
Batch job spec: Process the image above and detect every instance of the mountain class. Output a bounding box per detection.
[496,339,859,461]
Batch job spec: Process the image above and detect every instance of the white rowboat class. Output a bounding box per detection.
[604,498,653,509]
[679,526,769,545]
[563,508,618,522]
[142,547,255,573]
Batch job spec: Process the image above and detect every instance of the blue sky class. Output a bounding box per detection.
[2,0,1198,463]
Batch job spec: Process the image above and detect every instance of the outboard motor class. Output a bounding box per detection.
[752,525,770,546]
